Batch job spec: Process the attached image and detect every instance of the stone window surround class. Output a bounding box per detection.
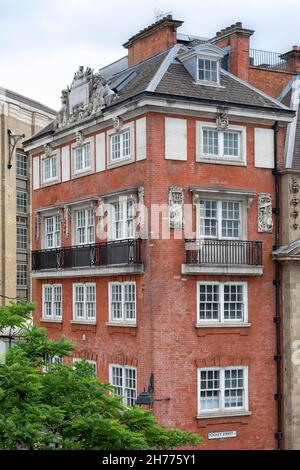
[196,121,247,166]
[107,121,135,169]
[193,189,252,242]
[40,149,61,187]
[71,136,95,179]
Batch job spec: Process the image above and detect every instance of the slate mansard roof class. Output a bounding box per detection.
[28,43,293,144]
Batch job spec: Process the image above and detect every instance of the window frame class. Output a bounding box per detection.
[73,207,95,246]
[196,122,247,166]
[197,198,243,241]
[108,282,137,324]
[197,281,248,325]
[16,151,27,179]
[71,138,94,178]
[197,57,220,84]
[109,196,136,241]
[107,122,135,168]
[72,283,96,323]
[41,150,60,186]
[197,366,249,416]
[43,214,61,249]
[42,284,63,321]
[109,364,137,407]
[16,263,28,287]
[16,190,27,214]
[73,143,92,174]
[16,223,27,251]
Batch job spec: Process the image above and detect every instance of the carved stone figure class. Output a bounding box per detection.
[57,89,69,128]
[169,187,184,229]
[258,193,273,233]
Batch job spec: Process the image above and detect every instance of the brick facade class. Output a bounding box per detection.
[25,17,299,450]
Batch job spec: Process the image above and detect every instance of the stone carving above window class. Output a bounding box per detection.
[216,107,229,131]
[169,186,184,229]
[56,66,117,129]
[258,193,273,233]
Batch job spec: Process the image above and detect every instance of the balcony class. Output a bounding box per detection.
[182,239,263,276]
[249,48,295,73]
[32,239,143,279]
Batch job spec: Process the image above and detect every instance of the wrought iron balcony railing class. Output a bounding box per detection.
[185,239,263,266]
[32,239,142,271]
[249,48,295,72]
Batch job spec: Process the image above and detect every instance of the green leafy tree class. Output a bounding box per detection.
[0,302,203,450]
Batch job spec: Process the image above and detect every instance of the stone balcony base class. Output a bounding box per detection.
[181,264,263,276]
[32,264,144,279]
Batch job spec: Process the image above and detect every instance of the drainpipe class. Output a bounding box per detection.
[272,121,282,450]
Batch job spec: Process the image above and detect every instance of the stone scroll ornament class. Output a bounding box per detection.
[56,66,117,129]
[258,193,273,233]
[169,187,184,229]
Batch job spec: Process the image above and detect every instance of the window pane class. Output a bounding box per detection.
[221,201,240,238]
[17,226,27,250]
[224,285,244,321]
[199,200,217,237]
[224,368,245,408]
[200,369,220,410]
[124,284,136,321]
[124,368,136,406]
[86,285,96,319]
[199,284,220,321]
[203,129,219,155]
[111,283,122,320]
[16,191,27,214]
[16,152,27,177]
[198,58,218,82]
[17,264,27,287]
[223,131,240,157]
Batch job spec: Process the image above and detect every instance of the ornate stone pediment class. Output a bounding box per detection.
[56,66,117,129]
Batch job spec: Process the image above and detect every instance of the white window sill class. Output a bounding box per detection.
[196,156,246,166]
[71,168,94,179]
[107,157,134,169]
[106,322,137,328]
[195,323,251,329]
[197,410,252,420]
[41,318,63,323]
[41,178,60,187]
[70,320,96,325]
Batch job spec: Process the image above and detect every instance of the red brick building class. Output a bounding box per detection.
[24,17,298,449]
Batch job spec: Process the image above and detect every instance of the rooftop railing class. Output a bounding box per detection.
[249,48,295,72]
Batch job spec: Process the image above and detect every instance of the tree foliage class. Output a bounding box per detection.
[0,302,203,450]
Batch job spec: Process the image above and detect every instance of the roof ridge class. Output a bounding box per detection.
[221,68,290,111]
[146,44,182,92]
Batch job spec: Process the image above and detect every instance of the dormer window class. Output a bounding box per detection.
[179,44,225,86]
[198,58,218,83]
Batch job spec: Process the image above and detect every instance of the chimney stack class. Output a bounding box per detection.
[212,21,254,81]
[123,15,183,67]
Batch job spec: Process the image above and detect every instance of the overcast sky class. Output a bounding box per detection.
[1,0,300,110]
